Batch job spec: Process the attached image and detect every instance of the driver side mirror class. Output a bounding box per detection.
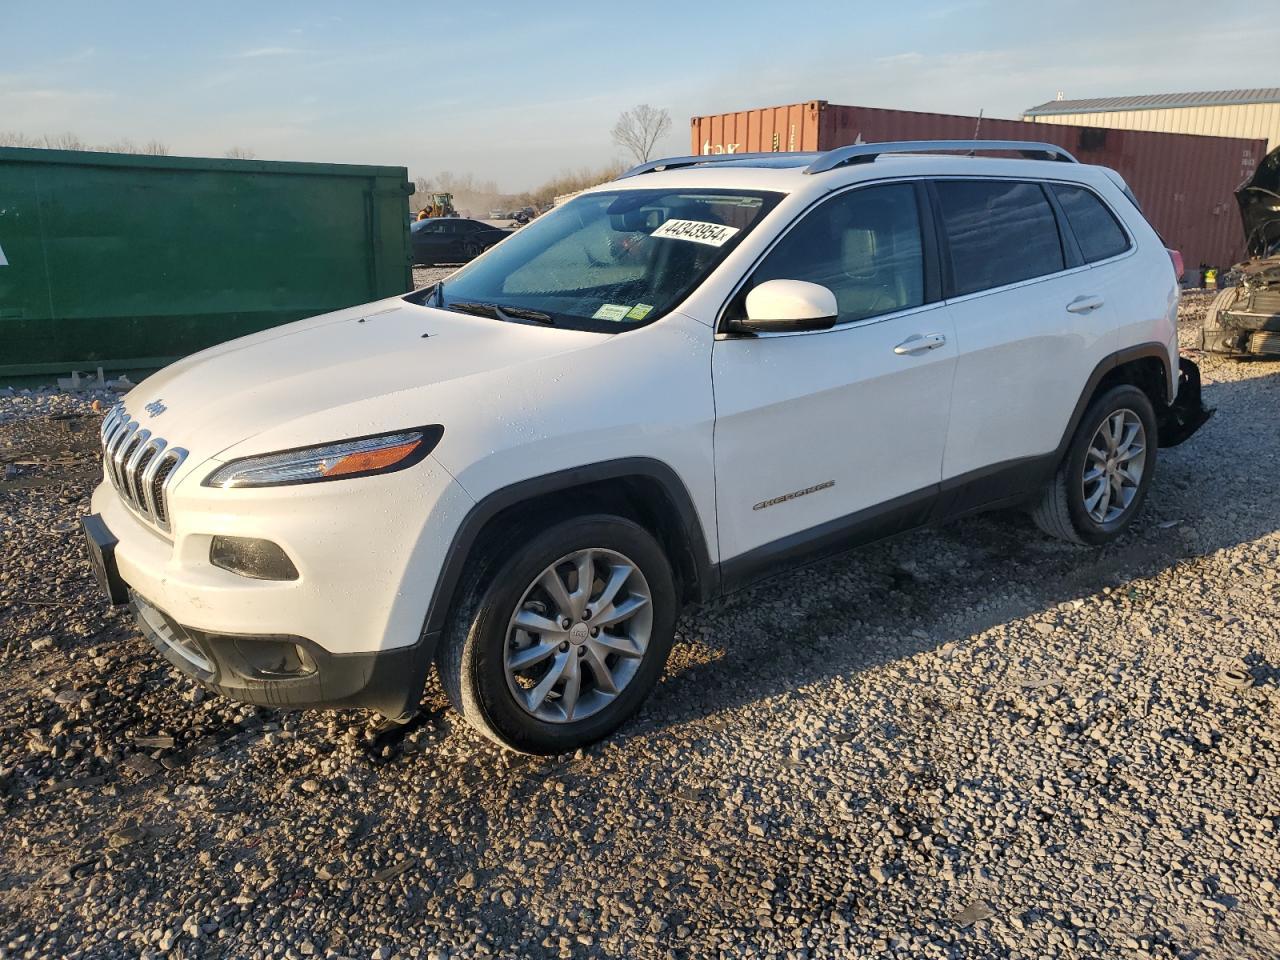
[738,279,838,333]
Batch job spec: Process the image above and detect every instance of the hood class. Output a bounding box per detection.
[122,298,603,461]
[1238,145,1280,259]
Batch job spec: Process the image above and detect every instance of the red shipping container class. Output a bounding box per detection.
[691,100,1265,274]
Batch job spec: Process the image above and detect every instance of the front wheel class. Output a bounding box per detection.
[438,515,677,754]
[1032,384,1157,545]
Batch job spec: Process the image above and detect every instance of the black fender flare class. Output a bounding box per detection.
[420,457,715,642]
[1054,342,1173,456]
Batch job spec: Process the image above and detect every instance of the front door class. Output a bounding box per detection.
[412,221,451,264]
[712,182,956,579]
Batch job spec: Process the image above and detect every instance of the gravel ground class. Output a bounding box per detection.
[412,266,456,291]
[1,291,1278,959]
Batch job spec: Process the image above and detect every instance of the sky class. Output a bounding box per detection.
[2,0,1275,191]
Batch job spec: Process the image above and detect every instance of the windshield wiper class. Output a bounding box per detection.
[448,300,555,325]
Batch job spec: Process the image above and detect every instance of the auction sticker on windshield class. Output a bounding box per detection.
[651,219,740,247]
[592,304,632,321]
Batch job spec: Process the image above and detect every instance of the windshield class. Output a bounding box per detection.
[411,187,782,331]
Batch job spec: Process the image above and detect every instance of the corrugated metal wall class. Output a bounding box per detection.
[691,101,823,155]
[691,101,1266,273]
[1026,103,1280,152]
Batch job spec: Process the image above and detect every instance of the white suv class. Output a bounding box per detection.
[83,140,1210,754]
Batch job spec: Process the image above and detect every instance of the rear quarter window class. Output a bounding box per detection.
[935,180,1065,297]
[1051,184,1131,263]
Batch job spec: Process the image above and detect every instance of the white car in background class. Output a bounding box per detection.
[83,140,1210,754]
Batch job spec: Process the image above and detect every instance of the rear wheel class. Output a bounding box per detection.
[438,515,677,754]
[1032,384,1157,545]
[463,241,482,260]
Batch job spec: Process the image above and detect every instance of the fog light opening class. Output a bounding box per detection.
[231,638,318,679]
[210,536,299,581]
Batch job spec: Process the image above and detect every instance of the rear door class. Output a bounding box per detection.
[934,178,1115,495]
[1048,182,1146,362]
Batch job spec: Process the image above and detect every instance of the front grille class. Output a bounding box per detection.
[99,405,189,534]
[1249,330,1280,356]
[1246,290,1280,317]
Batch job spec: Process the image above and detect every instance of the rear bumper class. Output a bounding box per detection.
[1157,356,1213,448]
[131,589,435,718]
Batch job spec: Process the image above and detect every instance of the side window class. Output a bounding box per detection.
[743,183,925,325]
[935,180,1064,297]
[1051,184,1131,262]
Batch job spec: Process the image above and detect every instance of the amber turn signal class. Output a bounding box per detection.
[321,439,422,478]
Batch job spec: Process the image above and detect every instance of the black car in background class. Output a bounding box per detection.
[410,218,511,266]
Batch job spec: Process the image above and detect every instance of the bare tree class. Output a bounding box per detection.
[0,131,169,154]
[0,131,42,147]
[225,146,256,160]
[611,104,672,164]
[43,132,89,151]
[517,162,627,209]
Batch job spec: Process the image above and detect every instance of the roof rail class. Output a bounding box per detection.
[616,151,820,179]
[803,140,1077,173]
[614,140,1078,181]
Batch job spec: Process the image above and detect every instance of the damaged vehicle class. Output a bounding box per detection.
[1201,145,1280,357]
[83,140,1210,754]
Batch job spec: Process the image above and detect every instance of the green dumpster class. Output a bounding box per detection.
[0,147,413,380]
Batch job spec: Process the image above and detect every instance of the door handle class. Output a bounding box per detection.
[1066,295,1105,314]
[893,333,947,355]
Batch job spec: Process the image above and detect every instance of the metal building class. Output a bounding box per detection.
[1023,88,1280,152]
[690,100,1265,276]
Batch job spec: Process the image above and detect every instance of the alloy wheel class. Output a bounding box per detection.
[503,548,653,723]
[1081,408,1147,523]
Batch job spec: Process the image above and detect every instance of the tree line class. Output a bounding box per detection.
[2,103,674,215]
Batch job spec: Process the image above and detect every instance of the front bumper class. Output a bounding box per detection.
[85,449,475,718]
[1201,298,1280,357]
[131,590,432,718]
[1201,325,1280,357]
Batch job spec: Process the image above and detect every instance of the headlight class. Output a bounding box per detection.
[203,426,442,489]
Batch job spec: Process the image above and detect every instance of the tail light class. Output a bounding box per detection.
[1167,248,1185,283]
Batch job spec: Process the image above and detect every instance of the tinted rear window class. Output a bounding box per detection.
[935,180,1065,297]
[1052,184,1130,262]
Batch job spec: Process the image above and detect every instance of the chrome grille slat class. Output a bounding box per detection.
[150,451,186,526]
[97,405,186,534]
[138,438,169,517]
[111,423,140,496]
[132,446,158,504]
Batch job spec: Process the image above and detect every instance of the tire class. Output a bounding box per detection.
[1199,286,1238,352]
[437,514,677,754]
[462,242,481,260]
[1032,384,1158,545]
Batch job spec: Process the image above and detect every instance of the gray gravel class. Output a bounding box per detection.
[413,267,455,290]
[1,291,1278,959]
